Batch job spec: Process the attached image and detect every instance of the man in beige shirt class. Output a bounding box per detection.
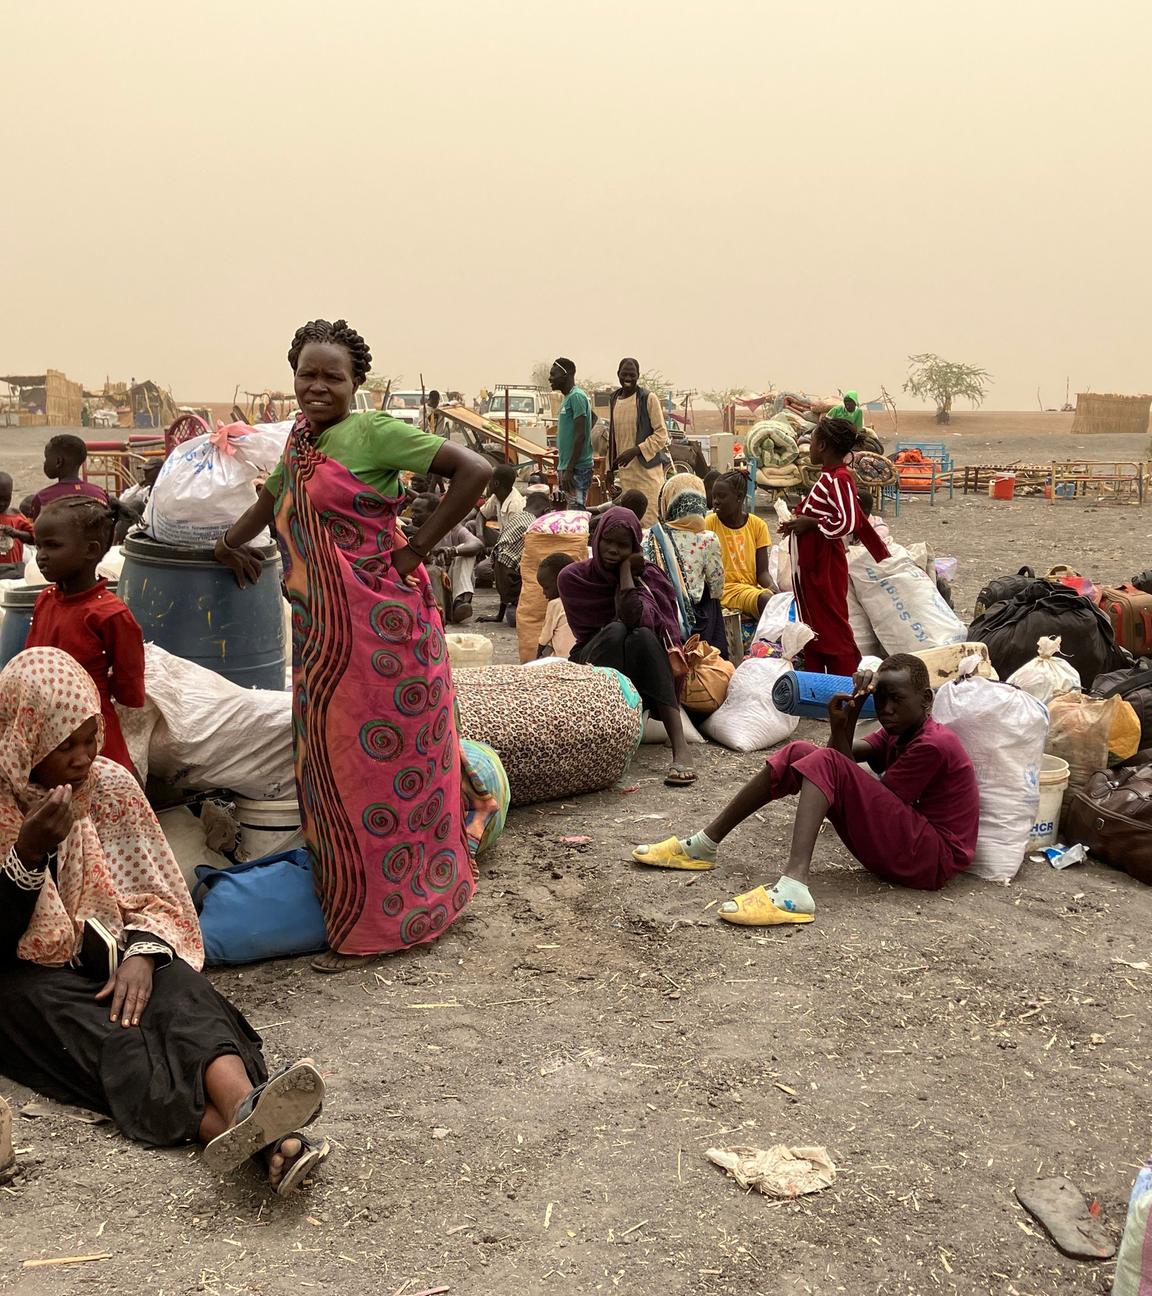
[609,357,669,527]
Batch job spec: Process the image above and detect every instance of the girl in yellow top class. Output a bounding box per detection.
[705,471,773,618]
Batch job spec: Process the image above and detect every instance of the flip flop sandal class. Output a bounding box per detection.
[1015,1176,1116,1260]
[310,951,376,974]
[632,837,715,871]
[718,885,815,927]
[203,1060,325,1173]
[664,766,697,788]
[274,1132,332,1198]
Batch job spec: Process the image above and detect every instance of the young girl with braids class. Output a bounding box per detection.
[25,497,145,773]
[778,416,890,675]
[214,320,498,974]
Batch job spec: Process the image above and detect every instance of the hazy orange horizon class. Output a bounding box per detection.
[4,0,1149,411]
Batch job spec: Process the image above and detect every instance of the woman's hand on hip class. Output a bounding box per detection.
[16,786,74,861]
[97,957,154,1027]
[392,546,423,583]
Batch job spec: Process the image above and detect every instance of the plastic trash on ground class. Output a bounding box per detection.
[705,1144,836,1198]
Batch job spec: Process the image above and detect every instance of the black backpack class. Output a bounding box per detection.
[973,566,1036,617]
[1131,570,1152,597]
[968,580,1129,687]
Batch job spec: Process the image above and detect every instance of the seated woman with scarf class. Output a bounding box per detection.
[558,507,696,788]
[643,473,727,657]
[0,648,330,1195]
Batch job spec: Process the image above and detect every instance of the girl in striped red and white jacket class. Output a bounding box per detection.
[779,417,890,675]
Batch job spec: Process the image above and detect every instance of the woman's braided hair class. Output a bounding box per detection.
[287,319,373,386]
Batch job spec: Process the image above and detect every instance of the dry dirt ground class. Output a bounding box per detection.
[0,423,1150,1295]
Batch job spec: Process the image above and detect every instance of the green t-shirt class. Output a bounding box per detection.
[264,412,444,500]
[556,386,594,470]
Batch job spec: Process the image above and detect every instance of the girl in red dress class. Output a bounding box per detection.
[25,497,144,772]
[779,417,890,675]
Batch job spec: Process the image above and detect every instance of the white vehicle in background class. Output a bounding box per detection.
[481,386,557,450]
[383,390,431,427]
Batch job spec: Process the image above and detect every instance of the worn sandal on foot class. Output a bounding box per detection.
[718,886,815,927]
[632,838,715,870]
[203,1060,325,1173]
[274,1132,332,1198]
[664,765,697,788]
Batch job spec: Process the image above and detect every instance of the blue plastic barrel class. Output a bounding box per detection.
[0,585,38,670]
[119,536,285,690]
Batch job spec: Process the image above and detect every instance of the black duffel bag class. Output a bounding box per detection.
[968,581,1129,687]
[1130,570,1152,596]
[973,566,1036,618]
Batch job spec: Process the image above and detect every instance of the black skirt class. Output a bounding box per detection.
[573,620,679,712]
[0,958,267,1147]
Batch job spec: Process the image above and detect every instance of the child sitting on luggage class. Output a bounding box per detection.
[633,653,978,925]
[26,435,109,520]
[536,552,576,659]
[24,497,145,773]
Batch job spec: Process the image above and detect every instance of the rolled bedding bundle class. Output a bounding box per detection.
[455,660,643,806]
[771,669,878,721]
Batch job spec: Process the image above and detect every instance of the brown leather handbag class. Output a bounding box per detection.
[1064,764,1152,885]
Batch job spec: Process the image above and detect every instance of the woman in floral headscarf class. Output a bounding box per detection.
[0,648,329,1194]
[643,473,728,657]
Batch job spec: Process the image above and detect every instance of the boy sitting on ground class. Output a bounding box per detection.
[26,435,109,520]
[408,492,484,624]
[633,653,978,925]
[535,552,576,659]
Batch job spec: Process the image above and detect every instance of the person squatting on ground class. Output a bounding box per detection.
[778,415,889,675]
[479,491,552,625]
[0,648,330,1195]
[24,497,145,774]
[633,654,979,925]
[705,471,774,620]
[409,492,484,624]
[214,318,501,974]
[550,358,595,508]
[478,464,526,546]
[558,506,696,787]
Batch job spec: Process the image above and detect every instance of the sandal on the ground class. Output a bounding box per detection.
[310,950,376,974]
[664,765,697,788]
[632,837,714,871]
[203,1060,325,1173]
[274,1132,332,1198]
[718,885,815,927]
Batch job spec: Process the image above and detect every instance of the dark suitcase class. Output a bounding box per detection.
[1064,765,1152,885]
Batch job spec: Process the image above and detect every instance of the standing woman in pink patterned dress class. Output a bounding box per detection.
[215,320,496,973]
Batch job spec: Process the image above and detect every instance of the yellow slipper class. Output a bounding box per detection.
[631,837,715,871]
[718,885,815,926]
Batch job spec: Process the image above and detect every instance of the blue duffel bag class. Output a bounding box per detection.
[193,848,327,966]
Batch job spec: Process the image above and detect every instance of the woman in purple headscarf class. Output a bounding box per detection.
[558,506,695,786]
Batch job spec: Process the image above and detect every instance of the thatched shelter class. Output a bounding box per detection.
[1070,392,1151,436]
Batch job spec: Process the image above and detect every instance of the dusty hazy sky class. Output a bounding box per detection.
[3,0,1149,408]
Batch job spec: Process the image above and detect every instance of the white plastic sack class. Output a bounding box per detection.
[702,658,798,752]
[158,806,230,890]
[25,544,123,587]
[642,709,705,745]
[140,644,295,799]
[933,664,1049,882]
[768,544,792,592]
[752,591,797,647]
[145,422,290,548]
[846,583,883,658]
[1112,1159,1152,1296]
[848,542,967,655]
[1006,636,1082,704]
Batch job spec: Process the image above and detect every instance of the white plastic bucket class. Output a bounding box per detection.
[234,797,302,863]
[446,632,494,668]
[1028,755,1070,850]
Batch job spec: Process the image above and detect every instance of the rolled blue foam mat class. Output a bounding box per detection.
[770,669,877,720]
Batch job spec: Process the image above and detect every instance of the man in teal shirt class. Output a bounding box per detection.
[550,357,594,507]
